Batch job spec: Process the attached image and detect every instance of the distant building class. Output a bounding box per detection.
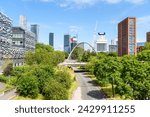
[137,42,145,53]
[64,34,70,53]
[109,39,117,52]
[19,15,27,29]
[49,33,54,47]
[95,32,107,52]
[70,36,77,51]
[12,27,36,51]
[31,24,39,43]
[146,32,150,42]
[118,17,136,56]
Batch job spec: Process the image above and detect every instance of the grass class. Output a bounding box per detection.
[12,94,44,100]
[82,72,123,100]
[68,68,78,100]
[0,84,14,93]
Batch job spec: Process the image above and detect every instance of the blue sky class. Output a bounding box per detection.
[0,0,150,50]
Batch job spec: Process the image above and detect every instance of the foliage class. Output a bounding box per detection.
[31,65,54,93]
[71,47,84,61]
[3,63,13,76]
[87,52,150,100]
[16,73,39,98]
[0,75,9,83]
[137,50,150,61]
[36,43,54,52]
[43,79,68,100]
[25,43,65,66]
[54,67,72,89]
[143,42,150,50]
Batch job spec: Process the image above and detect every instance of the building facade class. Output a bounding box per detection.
[95,32,107,52]
[0,12,12,59]
[118,17,136,56]
[12,27,36,51]
[147,32,150,42]
[19,15,27,29]
[64,34,70,53]
[49,33,54,47]
[31,24,39,43]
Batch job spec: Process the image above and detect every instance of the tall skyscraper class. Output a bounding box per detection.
[19,15,27,29]
[146,32,150,42]
[118,17,136,56]
[49,33,54,47]
[64,34,70,53]
[70,36,78,51]
[95,32,107,52]
[31,24,39,43]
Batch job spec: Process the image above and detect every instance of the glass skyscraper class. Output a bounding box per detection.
[49,33,54,47]
[64,34,70,53]
[31,24,39,43]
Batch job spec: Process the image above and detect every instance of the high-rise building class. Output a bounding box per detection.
[109,39,117,52]
[64,34,70,53]
[118,17,136,56]
[95,32,107,52]
[0,11,12,59]
[49,33,54,47]
[146,32,150,42]
[70,36,78,51]
[19,15,27,29]
[31,24,39,43]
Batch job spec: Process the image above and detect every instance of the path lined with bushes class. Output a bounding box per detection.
[72,72,106,100]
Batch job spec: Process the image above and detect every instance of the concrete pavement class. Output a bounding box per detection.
[0,88,17,100]
[72,72,106,100]
[0,82,5,90]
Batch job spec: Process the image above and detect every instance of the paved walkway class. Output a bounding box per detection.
[72,72,106,100]
[0,89,17,100]
[0,82,5,90]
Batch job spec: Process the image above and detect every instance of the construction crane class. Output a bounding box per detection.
[93,21,98,50]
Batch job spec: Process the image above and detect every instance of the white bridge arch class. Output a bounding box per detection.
[67,42,96,60]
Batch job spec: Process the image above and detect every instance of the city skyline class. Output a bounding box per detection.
[0,0,150,50]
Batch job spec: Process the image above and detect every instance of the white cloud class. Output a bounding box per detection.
[69,25,82,34]
[125,0,145,4]
[103,0,122,4]
[23,0,146,8]
[137,15,150,29]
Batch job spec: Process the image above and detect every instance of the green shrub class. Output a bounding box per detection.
[16,73,39,98]
[43,79,68,100]
[3,63,13,76]
[0,75,8,83]
[54,70,72,89]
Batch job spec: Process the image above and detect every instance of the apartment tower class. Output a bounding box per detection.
[146,32,150,42]
[118,17,136,56]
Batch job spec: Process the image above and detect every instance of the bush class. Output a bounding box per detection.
[43,79,68,100]
[3,63,13,76]
[12,66,30,77]
[16,73,39,98]
[31,65,54,93]
[0,75,8,83]
[54,69,72,89]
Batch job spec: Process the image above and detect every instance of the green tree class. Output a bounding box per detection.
[43,79,68,100]
[55,68,72,89]
[3,63,13,76]
[143,42,150,50]
[137,50,150,61]
[16,73,39,98]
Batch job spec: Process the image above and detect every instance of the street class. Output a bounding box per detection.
[72,72,106,100]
